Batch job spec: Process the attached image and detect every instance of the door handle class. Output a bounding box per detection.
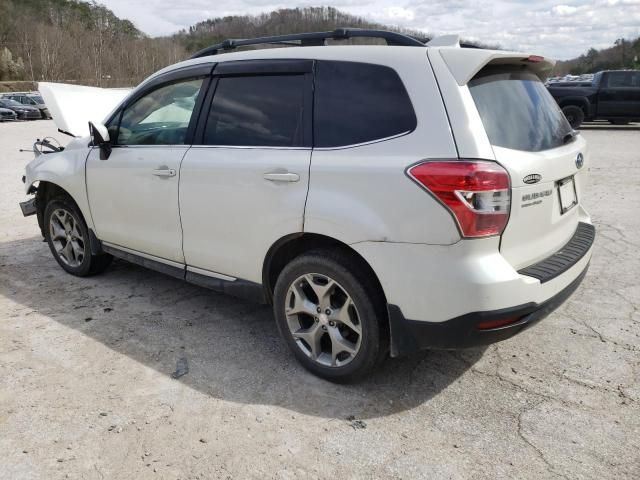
[263,172,300,182]
[152,168,176,177]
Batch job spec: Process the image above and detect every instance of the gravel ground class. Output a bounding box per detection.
[1,120,639,479]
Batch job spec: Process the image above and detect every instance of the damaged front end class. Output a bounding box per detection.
[19,137,64,218]
[19,197,37,217]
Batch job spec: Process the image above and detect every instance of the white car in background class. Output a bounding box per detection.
[20,29,595,382]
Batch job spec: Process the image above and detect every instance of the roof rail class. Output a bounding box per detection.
[189,28,425,59]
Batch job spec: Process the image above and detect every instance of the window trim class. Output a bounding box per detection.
[106,63,215,147]
[312,130,413,151]
[213,59,313,76]
[193,60,314,148]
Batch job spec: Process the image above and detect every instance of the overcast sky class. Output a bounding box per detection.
[99,0,640,60]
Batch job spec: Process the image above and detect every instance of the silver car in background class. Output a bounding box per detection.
[0,92,51,119]
[0,107,18,121]
[0,98,42,120]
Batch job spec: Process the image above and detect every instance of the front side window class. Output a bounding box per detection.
[203,75,306,147]
[313,61,417,148]
[116,78,204,146]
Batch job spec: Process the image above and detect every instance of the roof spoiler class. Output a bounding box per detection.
[437,49,556,85]
[426,34,460,48]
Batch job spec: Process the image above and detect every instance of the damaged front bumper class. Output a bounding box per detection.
[20,174,37,217]
[19,197,36,217]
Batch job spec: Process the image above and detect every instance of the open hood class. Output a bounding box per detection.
[38,82,131,137]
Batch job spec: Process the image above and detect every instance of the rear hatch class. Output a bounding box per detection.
[468,65,588,269]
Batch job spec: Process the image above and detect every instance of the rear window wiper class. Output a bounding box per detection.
[563,130,579,145]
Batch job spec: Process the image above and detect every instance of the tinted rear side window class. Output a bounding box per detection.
[606,71,640,88]
[204,75,306,147]
[314,61,416,148]
[469,67,573,152]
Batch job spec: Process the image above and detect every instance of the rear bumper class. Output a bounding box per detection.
[352,216,595,357]
[387,263,589,355]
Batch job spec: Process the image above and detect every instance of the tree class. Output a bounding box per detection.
[0,47,25,80]
[615,38,626,66]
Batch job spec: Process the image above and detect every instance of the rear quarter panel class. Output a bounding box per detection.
[304,50,461,245]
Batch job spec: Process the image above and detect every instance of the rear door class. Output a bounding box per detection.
[179,60,313,282]
[597,71,640,117]
[467,66,587,269]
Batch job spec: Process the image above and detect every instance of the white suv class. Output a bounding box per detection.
[21,30,595,382]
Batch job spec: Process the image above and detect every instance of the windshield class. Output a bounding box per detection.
[469,66,573,152]
[29,95,44,104]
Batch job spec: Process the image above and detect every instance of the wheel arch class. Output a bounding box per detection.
[34,181,75,236]
[558,97,590,113]
[262,233,388,308]
[34,180,101,255]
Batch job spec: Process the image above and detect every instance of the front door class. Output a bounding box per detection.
[86,71,210,263]
[180,60,313,282]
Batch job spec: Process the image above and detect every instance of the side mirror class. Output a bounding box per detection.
[89,121,112,160]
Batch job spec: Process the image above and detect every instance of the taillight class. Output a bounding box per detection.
[407,160,511,238]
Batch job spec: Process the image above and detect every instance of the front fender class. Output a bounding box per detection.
[25,138,94,230]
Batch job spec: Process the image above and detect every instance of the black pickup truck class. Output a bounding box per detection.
[548,70,640,128]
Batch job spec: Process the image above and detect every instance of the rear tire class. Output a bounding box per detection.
[562,105,584,129]
[273,249,387,383]
[44,197,112,276]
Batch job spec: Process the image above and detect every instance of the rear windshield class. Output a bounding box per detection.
[469,67,573,152]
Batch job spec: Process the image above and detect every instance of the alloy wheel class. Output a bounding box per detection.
[285,273,362,367]
[49,208,85,267]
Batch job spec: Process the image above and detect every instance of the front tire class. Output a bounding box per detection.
[44,197,112,276]
[562,105,585,129]
[273,249,387,382]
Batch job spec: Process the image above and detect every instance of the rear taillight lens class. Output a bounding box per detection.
[408,160,511,238]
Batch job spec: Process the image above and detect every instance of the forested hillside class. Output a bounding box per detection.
[174,7,429,53]
[3,0,633,89]
[0,3,439,88]
[554,37,640,75]
[0,0,185,86]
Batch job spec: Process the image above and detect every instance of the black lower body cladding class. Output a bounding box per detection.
[388,264,590,357]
